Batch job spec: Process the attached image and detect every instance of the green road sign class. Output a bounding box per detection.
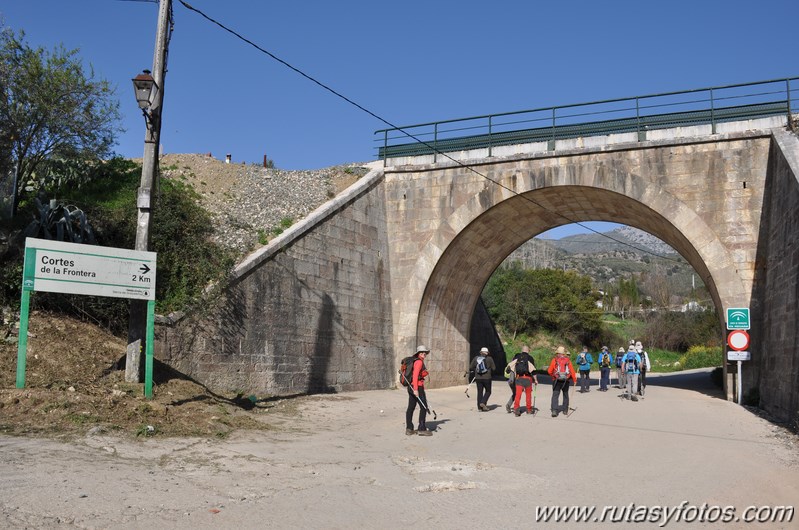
[22,238,156,300]
[17,238,157,398]
[726,307,750,330]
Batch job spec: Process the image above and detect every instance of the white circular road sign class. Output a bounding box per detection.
[727,330,750,351]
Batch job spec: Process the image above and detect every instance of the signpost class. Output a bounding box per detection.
[17,238,157,397]
[725,309,751,406]
[726,329,751,406]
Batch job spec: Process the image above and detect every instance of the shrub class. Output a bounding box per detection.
[677,345,722,369]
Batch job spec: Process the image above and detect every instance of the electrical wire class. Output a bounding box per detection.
[176,0,686,264]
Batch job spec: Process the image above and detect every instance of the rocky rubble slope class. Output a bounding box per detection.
[159,153,371,254]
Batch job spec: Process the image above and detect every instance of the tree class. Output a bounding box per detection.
[483,266,602,343]
[0,26,121,213]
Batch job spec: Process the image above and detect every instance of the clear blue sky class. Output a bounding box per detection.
[2,0,797,237]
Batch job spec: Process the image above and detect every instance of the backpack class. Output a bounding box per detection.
[515,353,532,376]
[615,354,623,368]
[577,352,588,366]
[399,356,416,386]
[554,356,570,381]
[624,352,639,373]
[476,357,489,375]
[601,353,611,368]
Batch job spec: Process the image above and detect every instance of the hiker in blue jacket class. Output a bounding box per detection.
[575,345,593,393]
[596,346,613,391]
[623,344,642,402]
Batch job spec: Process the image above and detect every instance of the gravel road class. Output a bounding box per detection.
[1,368,797,529]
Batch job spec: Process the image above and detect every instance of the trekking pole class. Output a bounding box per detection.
[399,371,437,420]
[463,372,476,399]
[532,383,538,416]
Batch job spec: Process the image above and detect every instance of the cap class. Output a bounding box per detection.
[480,347,489,354]
[416,345,430,353]
[555,346,567,355]
[601,346,608,351]
[618,347,625,353]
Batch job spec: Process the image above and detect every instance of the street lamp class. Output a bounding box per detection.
[132,70,159,129]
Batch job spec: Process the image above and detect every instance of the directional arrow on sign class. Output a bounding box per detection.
[140,264,151,274]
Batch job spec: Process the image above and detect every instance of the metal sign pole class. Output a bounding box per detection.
[15,290,31,388]
[737,360,742,405]
[15,245,36,388]
[144,300,155,398]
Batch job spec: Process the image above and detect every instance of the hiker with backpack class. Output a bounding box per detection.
[402,345,433,436]
[615,346,626,389]
[504,357,517,414]
[507,345,538,416]
[575,345,593,393]
[597,346,613,392]
[469,347,496,411]
[623,344,642,401]
[636,341,651,396]
[547,346,578,417]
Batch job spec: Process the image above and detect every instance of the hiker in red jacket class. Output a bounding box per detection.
[405,345,433,436]
[547,346,578,417]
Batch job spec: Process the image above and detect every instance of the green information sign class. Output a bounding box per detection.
[726,307,750,330]
[17,238,158,398]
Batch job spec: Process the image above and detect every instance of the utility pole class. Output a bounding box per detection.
[126,0,171,383]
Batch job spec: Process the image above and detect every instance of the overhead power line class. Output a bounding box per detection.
[176,0,685,264]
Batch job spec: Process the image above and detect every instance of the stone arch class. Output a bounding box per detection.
[406,168,747,388]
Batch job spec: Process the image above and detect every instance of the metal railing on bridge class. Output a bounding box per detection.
[375,76,798,161]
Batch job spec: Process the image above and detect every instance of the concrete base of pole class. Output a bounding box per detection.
[125,339,142,383]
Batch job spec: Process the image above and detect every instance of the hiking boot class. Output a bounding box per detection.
[479,403,488,411]
[505,403,512,414]
[514,408,521,417]
[551,410,559,417]
[417,430,432,436]
[405,428,417,435]
[526,408,533,415]
[631,395,639,402]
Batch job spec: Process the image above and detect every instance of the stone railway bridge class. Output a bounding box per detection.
[157,114,799,429]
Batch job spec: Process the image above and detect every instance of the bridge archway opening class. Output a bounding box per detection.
[417,185,731,394]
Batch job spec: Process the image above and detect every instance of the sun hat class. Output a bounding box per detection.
[618,347,625,353]
[601,346,608,351]
[480,347,489,354]
[555,346,567,355]
[416,345,430,353]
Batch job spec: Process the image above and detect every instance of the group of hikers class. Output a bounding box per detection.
[402,341,651,436]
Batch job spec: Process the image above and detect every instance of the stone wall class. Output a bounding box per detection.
[755,131,799,429]
[156,170,396,394]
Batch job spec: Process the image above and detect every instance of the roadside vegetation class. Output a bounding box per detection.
[483,265,723,373]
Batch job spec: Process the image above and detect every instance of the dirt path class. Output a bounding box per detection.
[1,369,797,529]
